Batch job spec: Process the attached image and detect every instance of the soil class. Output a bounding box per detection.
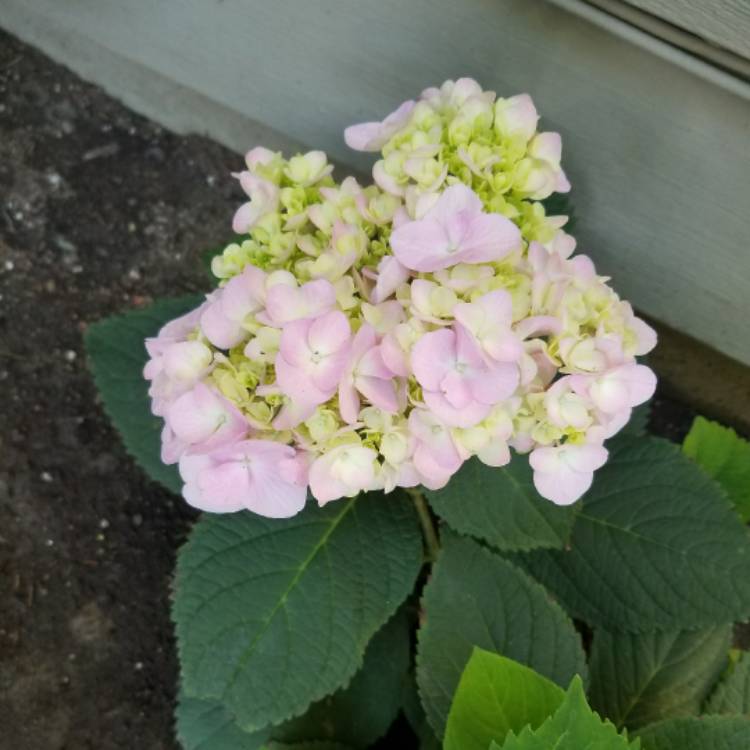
[0,27,726,750]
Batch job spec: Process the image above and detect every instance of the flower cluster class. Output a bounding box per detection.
[144,78,656,517]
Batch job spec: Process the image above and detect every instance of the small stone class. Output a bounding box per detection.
[131,513,143,528]
[45,539,54,547]
[64,350,77,362]
[4,260,14,271]
[134,661,144,671]
[40,471,54,483]
[98,519,110,530]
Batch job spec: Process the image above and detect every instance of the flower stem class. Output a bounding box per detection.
[406,488,440,562]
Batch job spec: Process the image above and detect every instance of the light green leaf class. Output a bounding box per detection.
[424,456,577,552]
[85,295,203,493]
[270,608,411,748]
[707,652,750,716]
[174,491,422,732]
[589,626,731,729]
[416,533,586,738]
[683,416,750,523]
[636,716,750,749]
[500,677,639,749]
[517,437,750,631]
[175,693,267,750]
[444,649,565,750]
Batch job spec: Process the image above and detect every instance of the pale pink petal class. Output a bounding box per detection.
[411,328,455,391]
[338,380,361,425]
[344,100,415,152]
[470,362,519,404]
[274,355,332,406]
[307,310,351,356]
[265,279,335,324]
[458,212,522,264]
[357,376,399,413]
[278,318,314,368]
[372,256,411,303]
[423,390,491,428]
[390,217,451,272]
[200,303,244,350]
[356,345,393,380]
[433,183,483,216]
[380,332,410,377]
[232,202,258,234]
[272,399,318,430]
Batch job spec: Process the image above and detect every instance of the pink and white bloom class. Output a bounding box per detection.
[344,100,415,152]
[165,383,248,458]
[390,184,521,272]
[309,444,378,503]
[200,265,266,349]
[411,325,519,428]
[529,443,609,505]
[179,440,307,517]
[408,409,463,489]
[263,278,336,326]
[232,173,280,234]
[494,94,539,142]
[371,255,411,303]
[454,290,524,363]
[338,324,399,423]
[275,310,352,411]
[573,363,657,415]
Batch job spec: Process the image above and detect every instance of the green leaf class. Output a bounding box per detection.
[264,742,352,750]
[424,456,578,552]
[270,608,411,748]
[622,401,651,437]
[175,693,267,750]
[174,491,423,732]
[444,649,565,750]
[636,716,750,749]
[589,626,731,729]
[402,672,441,750]
[85,295,203,493]
[416,533,586,738]
[707,652,750,715]
[500,677,639,749]
[683,416,750,523]
[517,436,750,631]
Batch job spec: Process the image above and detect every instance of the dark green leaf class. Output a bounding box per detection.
[589,626,731,729]
[85,295,203,493]
[622,401,651,437]
[683,416,750,523]
[175,693,267,750]
[500,677,638,749]
[636,716,750,749]
[416,533,586,738]
[271,608,411,748]
[174,491,422,732]
[425,456,577,552]
[517,437,750,631]
[707,652,750,716]
[444,648,565,750]
[402,671,441,750]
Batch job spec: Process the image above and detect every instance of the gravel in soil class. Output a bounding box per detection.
[0,26,732,750]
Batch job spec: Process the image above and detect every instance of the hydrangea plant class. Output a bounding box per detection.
[86,79,750,749]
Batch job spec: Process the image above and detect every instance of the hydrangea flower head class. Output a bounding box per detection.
[144,79,656,517]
